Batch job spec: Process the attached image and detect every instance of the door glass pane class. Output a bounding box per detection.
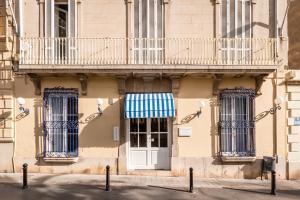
[130,119,138,132]
[139,133,147,147]
[139,118,147,132]
[151,118,159,132]
[130,133,138,147]
[160,118,168,132]
[151,134,159,147]
[160,133,168,147]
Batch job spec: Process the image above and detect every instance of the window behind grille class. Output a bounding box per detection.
[43,88,78,158]
[219,88,255,157]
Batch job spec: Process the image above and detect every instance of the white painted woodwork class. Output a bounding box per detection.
[128,118,170,170]
[20,38,277,66]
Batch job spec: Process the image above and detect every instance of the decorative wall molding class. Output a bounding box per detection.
[170,76,181,96]
[79,74,88,96]
[116,76,127,95]
[255,74,267,96]
[212,74,223,95]
[29,74,41,95]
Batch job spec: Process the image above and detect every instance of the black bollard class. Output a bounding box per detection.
[22,163,28,189]
[189,167,193,193]
[271,170,276,195]
[105,165,111,191]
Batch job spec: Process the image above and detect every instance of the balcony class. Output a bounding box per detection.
[18,37,278,73]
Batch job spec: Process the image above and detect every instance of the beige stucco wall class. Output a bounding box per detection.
[0,0,291,179]
[13,76,121,173]
[172,75,286,179]
[21,0,285,39]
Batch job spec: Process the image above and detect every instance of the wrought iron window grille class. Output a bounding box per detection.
[43,88,79,158]
[219,88,255,157]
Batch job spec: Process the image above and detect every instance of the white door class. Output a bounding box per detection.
[129,118,170,170]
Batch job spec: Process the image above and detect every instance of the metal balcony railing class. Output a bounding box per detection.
[20,37,277,66]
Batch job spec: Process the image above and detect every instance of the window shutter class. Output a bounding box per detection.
[68,0,77,37]
[45,0,54,37]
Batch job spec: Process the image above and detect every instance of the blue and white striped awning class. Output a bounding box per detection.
[125,93,175,119]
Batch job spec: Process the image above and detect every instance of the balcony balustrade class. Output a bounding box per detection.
[19,37,277,67]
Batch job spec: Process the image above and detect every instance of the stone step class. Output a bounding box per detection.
[126,170,172,177]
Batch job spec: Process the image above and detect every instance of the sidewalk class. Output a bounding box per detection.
[0,173,300,200]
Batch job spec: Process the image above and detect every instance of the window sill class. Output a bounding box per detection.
[221,156,256,163]
[43,157,79,163]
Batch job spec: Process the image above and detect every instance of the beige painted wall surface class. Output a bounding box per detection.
[80,0,126,37]
[177,78,212,157]
[167,0,214,38]
[14,76,120,159]
[23,0,39,37]
[176,77,278,158]
[21,0,283,39]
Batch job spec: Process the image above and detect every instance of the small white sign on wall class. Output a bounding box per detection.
[178,127,192,137]
[288,117,300,126]
[113,126,120,141]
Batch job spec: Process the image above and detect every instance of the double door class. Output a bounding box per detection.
[128,118,170,169]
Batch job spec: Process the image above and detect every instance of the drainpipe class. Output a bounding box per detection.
[273,0,278,160]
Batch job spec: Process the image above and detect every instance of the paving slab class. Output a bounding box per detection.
[0,173,299,200]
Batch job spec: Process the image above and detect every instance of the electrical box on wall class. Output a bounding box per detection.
[178,127,192,137]
[113,126,120,141]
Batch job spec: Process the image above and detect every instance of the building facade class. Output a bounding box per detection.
[0,0,293,179]
[286,0,300,179]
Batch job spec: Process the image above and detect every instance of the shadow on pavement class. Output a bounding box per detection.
[147,185,189,193]
[223,187,272,195]
[223,187,300,199]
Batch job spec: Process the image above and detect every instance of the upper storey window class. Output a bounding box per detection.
[133,0,164,64]
[45,0,77,38]
[133,0,164,39]
[221,0,251,38]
